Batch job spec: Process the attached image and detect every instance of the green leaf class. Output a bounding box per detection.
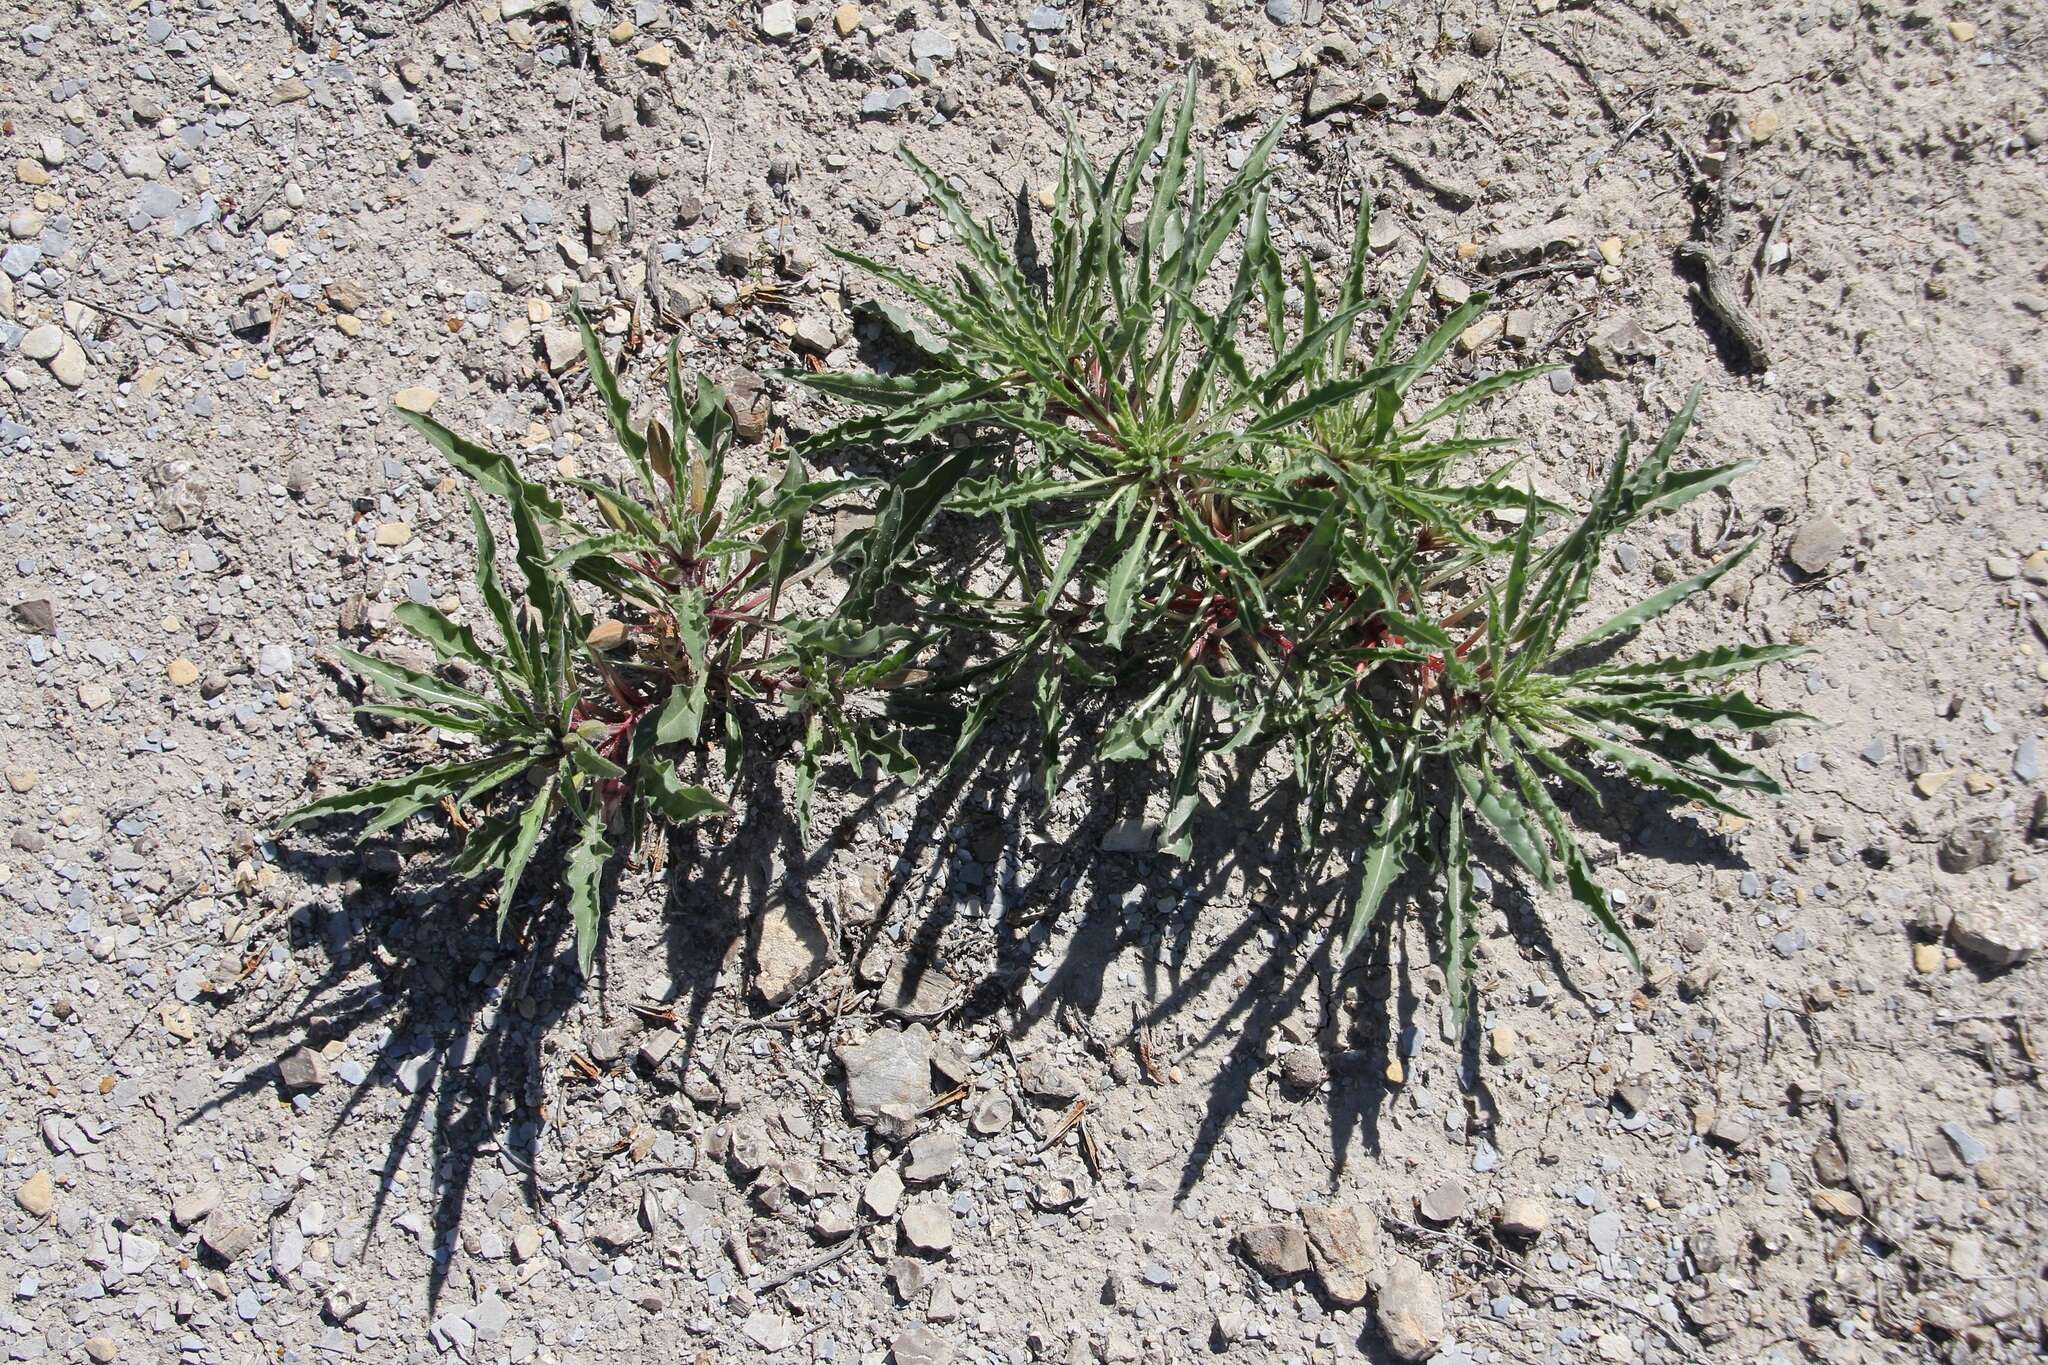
[793,711,824,847]
[1563,541,1758,652]
[494,774,555,933]
[1453,758,1550,885]
[655,678,707,745]
[1508,749,1639,972]
[1344,773,1413,953]
[567,801,613,974]
[1101,502,1157,649]
[395,409,564,521]
[564,733,626,780]
[280,754,514,832]
[1578,642,1810,685]
[469,497,534,697]
[640,752,730,823]
[338,645,490,716]
[1440,798,1477,1037]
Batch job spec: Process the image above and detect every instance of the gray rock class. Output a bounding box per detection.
[277,1047,326,1091]
[903,1131,960,1184]
[1948,903,2039,969]
[910,29,955,60]
[834,1024,930,1138]
[1419,1178,1467,1223]
[1588,1209,1623,1254]
[2014,736,2040,784]
[863,1164,905,1219]
[1940,1121,1988,1166]
[1581,317,1656,379]
[1787,516,1849,575]
[19,324,61,361]
[1234,1223,1309,1281]
[968,1091,1012,1135]
[202,1217,258,1262]
[1939,815,2004,873]
[757,1,797,39]
[172,1185,223,1229]
[1301,1203,1380,1307]
[1375,1253,1446,1362]
[899,1203,953,1255]
[1497,1196,1549,1240]
[751,897,829,1005]
[891,1326,953,1365]
[878,955,957,1020]
[791,315,841,357]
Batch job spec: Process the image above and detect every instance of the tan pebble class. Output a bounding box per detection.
[586,619,628,651]
[1748,109,1781,142]
[15,1170,53,1217]
[1912,942,1942,974]
[1455,314,1505,355]
[833,3,861,35]
[5,767,35,793]
[634,41,671,68]
[1385,1057,1405,1084]
[336,314,362,337]
[16,159,50,186]
[1598,236,1623,266]
[1913,769,1955,798]
[527,298,552,323]
[1964,772,1995,795]
[374,521,412,547]
[78,682,113,711]
[165,658,200,687]
[1947,18,1976,40]
[609,18,635,41]
[1455,240,1481,260]
[265,233,290,260]
[1488,1024,1518,1062]
[392,385,438,414]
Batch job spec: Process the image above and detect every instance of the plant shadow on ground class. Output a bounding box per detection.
[221,650,1756,1316]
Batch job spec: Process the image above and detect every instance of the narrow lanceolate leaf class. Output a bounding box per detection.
[571,298,649,471]
[793,711,824,847]
[567,802,613,974]
[1344,777,1413,953]
[1508,750,1639,973]
[396,410,564,521]
[339,645,490,716]
[1562,540,1757,652]
[469,497,533,697]
[1101,503,1157,649]
[392,602,517,697]
[1578,642,1810,684]
[280,755,516,830]
[1440,798,1478,1037]
[494,774,555,934]
[1453,758,1551,885]
[1156,700,1207,860]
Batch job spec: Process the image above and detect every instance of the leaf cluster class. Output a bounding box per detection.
[285,80,1806,1025]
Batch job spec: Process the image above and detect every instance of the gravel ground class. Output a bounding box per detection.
[3,1,2047,1363]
